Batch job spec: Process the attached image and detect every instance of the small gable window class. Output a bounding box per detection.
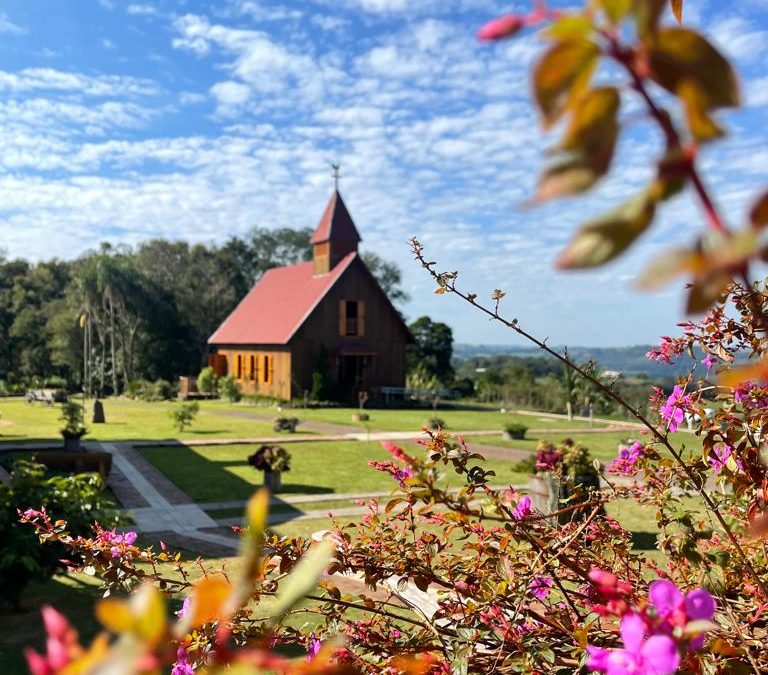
[339,300,365,337]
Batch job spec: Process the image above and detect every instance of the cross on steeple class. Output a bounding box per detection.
[331,163,341,191]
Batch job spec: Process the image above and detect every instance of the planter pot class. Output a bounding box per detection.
[264,471,282,493]
[558,472,603,524]
[528,474,559,517]
[62,433,85,452]
[502,431,526,441]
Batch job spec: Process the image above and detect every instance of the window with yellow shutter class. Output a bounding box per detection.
[339,300,365,337]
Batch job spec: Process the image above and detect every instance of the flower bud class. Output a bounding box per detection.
[477,15,524,41]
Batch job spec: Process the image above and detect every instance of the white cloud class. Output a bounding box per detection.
[0,68,159,97]
[210,81,251,116]
[127,4,159,17]
[710,16,768,64]
[0,11,25,34]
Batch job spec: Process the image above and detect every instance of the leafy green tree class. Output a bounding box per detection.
[169,401,199,431]
[197,366,217,394]
[218,375,242,402]
[407,316,455,385]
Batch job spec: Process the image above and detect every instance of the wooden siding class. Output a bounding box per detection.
[290,257,409,400]
[211,347,291,400]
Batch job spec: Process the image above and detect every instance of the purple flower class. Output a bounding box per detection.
[307,632,321,662]
[176,597,190,619]
[171,647,195,675]
[512,495,532,521]
[530,576,553,600]
[123,531,138,546]
[701,354,716,371]
[393,467,413,488]
[660,385,691,433]
[608,441,644,476]
[685,589,716,621]
[587,613,680,675]
[649,579,684,618]
[709,444,741,475]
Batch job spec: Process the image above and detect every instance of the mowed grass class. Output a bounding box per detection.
[140,440,530,503]
[0,398,283,444]
[296,406,596,432]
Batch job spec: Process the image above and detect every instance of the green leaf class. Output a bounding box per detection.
[649,28,740,110]
[533,39,600,128]
[679,79,725,142]
[268,540,334,625]
[556,189,656,269]
[631,0,666,39]
[750,191,768,228]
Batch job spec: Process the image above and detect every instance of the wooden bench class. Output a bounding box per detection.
[25,389,68,406]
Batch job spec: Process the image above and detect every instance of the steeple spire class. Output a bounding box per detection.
[331,163,341,192]
[310,189,361,275]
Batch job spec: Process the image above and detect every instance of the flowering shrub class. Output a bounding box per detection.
[16,2,768,673]
[248,444,292,473]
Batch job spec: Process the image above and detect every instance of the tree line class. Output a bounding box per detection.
[0,228,407,394]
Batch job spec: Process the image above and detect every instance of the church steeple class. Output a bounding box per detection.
[311,189,361,275]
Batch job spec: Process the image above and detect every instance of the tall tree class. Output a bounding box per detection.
[407,316,455,385]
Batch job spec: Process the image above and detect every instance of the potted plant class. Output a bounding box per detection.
[426,417,446,430]
[248,444,291,493]
[525,441,562,516]
[557,439,603,524]
[502,422,528,440]
[60,401,87,452]
[274,417,299,433]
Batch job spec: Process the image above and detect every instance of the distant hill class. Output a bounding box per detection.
[453,344,696,379]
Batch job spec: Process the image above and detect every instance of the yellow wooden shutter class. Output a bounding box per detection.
[269,356,274,383]
[339,300,346,336]
[256,354,262,383]
[358,300,365,337]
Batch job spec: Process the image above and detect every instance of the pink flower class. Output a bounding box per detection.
[123,531,138,546]
[608,441,644,475]
[660,385,691,433]
[171,647,195,675]
[587,613,680,675]
[176,597,190,619]
[530,576,553,600]
[701,354,716,371]
[307,632,321,662]
[477,14,524,41]
[512,495,532,521]
[709,444,741,475]
[25,606,79,675]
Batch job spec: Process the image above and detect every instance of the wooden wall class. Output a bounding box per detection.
[290,256,409,400]
[209,347,291,400]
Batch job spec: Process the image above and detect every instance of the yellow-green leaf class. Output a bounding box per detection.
[269,540,334,626]
[533,39,600,128]
[543,15,593,41]
[556,189,657,268]
[535,158,600,202]
[649,28,740,110]
[750,191,768,228]
[95,598,135,633]
[678,79,725,142]
[631,0,666,39]
[652,147,689,201]
[671,0,684,24]
[561,86,620,152]
[597,0,631,23]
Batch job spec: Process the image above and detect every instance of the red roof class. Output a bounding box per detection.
[209,253,357,345]
[309,191,362,245]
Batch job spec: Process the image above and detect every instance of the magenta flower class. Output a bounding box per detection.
[649,579,716,650]
[587,613,680,675]
[123,531,138,545]
[393,467,413,488]
[307,632,321,662]
[171,647,195,675]
[660,385,691,433]
[512,495,532,521]
[608,441,644,476]
[530,576,553,600]
[701,354,716,371]
[709,444,740,475]
[176,597,190,619]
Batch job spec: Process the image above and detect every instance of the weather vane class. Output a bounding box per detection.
[331,163,341,191]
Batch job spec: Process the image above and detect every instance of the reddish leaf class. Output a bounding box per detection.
[686,271,730,313]
[671,0,684,24]
[750,190,768,228]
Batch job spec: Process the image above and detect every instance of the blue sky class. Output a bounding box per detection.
[0,1,766,347]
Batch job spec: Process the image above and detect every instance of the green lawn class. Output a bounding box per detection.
[0,398,285,444]
[295,406,596,432]
[140,440,530,503]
